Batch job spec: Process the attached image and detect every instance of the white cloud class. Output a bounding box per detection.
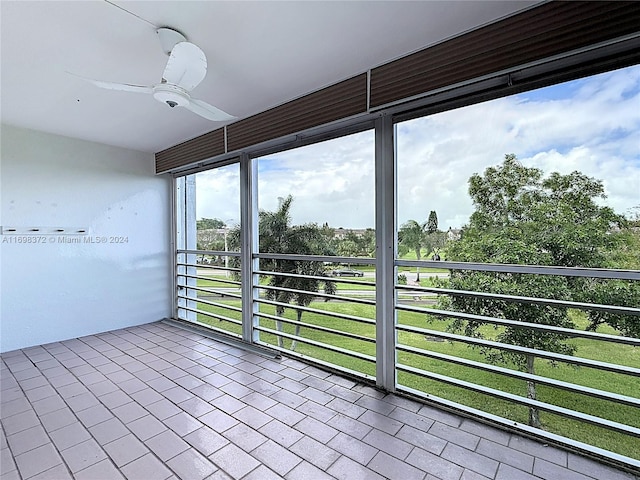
[257,131,375,228]
[195,165,241,225]
[196,64,640,230]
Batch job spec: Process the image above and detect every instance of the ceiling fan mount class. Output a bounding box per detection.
[156,27,187,56]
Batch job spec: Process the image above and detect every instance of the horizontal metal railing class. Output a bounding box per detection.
[395,345,640,408]
[177,294,243,314]
[178,272,241,287]
[255,269,373,286]
[397,259,640,279]
[176,251,243,336]
[395,323,640,375]
[253,325,376,380]
[396,284,640,317]
[177,262,241,274]
[394,259,640,465]
[177,283,242,300]
[252,256,377,376]
[257,252,376,265]
[179,248,241,258]
[175,249,639,466]
[178,304,242,327]
[256,298,376,327]
[396,302,640,347]
[254,319,376,361]
[259,284,376,306]
[396,363,640,437]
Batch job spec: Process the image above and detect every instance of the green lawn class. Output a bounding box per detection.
[183,295,639,460]
[195,273,240,289]
[328,276,375,291]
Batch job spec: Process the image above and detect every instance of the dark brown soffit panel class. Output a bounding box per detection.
[155,128,225,174]
[226,74,367,152]
[369,1,640,108]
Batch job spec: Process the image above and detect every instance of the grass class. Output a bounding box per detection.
[329,277,376,291]
[195,273,239,289]
[183,287,639,460]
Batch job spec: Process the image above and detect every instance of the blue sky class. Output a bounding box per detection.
[197,64,640,229]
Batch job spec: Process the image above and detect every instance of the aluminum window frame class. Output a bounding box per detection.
[169,36,640,471]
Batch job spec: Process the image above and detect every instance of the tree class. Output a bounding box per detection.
[197,217,225,230]
[229,195,336,350]
[336,231,360,257]
[336,229,376,257]
[427,210,438,234]
[580,213,640,338]
[399,220,427,281]
[425,210,446,258]
[441,154,627,428]
[360,228,376,257]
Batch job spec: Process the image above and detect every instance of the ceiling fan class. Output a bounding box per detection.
[76,28,235,122]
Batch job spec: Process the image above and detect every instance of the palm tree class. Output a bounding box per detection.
[399,219,427,281]
[279,222,337,350]
[230,195,336,349]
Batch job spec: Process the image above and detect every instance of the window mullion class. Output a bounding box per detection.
[240,154,259,343]
[375,114,397,391]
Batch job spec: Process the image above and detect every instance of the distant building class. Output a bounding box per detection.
[447,227,462,241]
[332,228,370,240]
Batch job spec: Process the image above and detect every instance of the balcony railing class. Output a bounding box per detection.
[175,249,640,468]
[176,249,243,338]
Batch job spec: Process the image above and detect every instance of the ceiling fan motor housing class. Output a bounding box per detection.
[153,84,190,108]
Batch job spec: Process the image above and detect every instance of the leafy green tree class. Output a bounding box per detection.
[424,210,447,259]
[360,228,376,257]
[580,215,640,338]
[197,217,225,230]
[337,229,376,257]
[196,227,225,263]
[229,195,335,350]
[442,154,628,428]
[399,220,428,281]
[428,231,447,258]
[320,222,337,251]
[336,231,360,257]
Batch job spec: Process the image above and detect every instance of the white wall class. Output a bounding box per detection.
[0,125,171,352]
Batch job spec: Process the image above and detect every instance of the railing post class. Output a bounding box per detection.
[241,154,260,343]
[174,175,197,322]
[170,176,178,318]
[375,114,397,392]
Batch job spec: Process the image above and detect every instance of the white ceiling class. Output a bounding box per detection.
[1,1,538,154]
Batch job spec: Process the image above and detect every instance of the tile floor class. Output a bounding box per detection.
[1,321,636,480]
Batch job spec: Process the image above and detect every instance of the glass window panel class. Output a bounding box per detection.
[394,65,640,461]
[257,130,375,235]
[176,163,242,336]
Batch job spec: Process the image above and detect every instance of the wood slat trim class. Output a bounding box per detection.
[369,2,640,108]
[226,74,367,153]
[156,128,224,174]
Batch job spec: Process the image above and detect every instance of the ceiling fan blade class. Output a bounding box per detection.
[70,73,153,94]
[88,79,154,94]
[162,42,207,91]
[184,98,236,122]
